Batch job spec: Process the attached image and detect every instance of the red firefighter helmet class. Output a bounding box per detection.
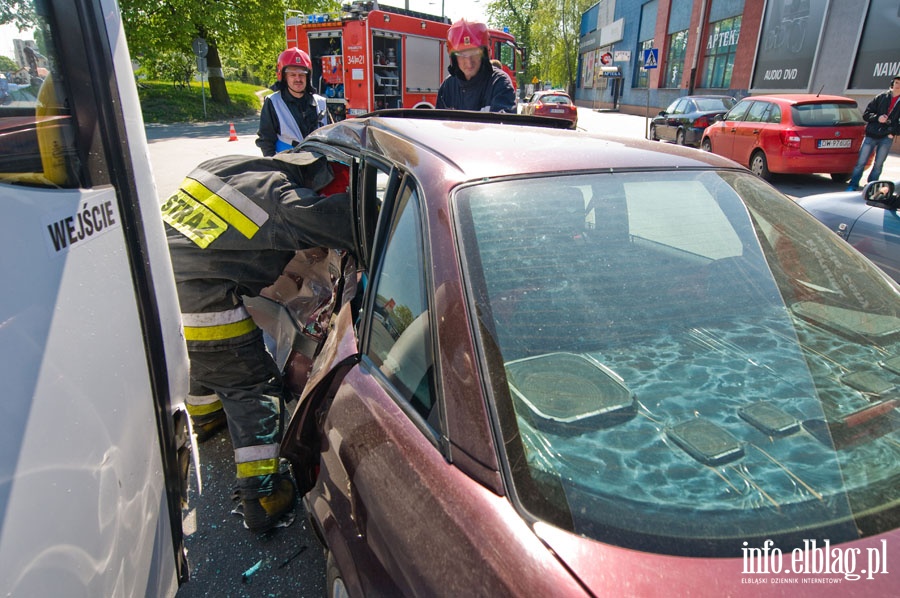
[447,19,488,54]
[277,47,312,81]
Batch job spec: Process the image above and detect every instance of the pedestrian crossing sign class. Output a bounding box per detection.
[643,48,659,70]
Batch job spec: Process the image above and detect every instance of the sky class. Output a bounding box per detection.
[0,1,488,62]
[377,0,489,23]
[1,23,32,60]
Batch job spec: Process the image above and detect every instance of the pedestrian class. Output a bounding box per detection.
[436,19,516,113]
[846,76,900,191]
[256,48,329,157]
[161,151,354,532]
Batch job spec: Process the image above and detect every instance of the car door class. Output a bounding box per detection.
[712,99,752,159]
[731,100,773,167]
[660,98,686,141]
[0,0,191,593]
[843,203,900,283]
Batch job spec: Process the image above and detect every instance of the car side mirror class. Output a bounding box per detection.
[712,114,724,123]
[863,180,897,207]
[657,111,666,117]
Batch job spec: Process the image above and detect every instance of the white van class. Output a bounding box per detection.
[0,0,192,595]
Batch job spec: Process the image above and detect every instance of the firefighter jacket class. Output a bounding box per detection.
[162,151,354,349]
[436,57,516,113]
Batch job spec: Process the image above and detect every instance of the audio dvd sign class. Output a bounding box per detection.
[752,0,826,90]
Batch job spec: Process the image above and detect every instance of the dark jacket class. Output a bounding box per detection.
[163,152,354,304]
[256,89,323,156]
[436,55,516,113]
[862,90,900,139]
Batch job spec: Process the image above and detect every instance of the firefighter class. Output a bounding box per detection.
[436,19,516,113]
[256,48,329,156]
[161,151,353,532]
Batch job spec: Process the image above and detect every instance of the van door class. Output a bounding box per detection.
[0,0,191,595]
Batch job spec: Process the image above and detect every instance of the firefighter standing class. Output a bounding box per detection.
[256,48,328,156]
[436,19,516,113]
[162,152,353,532]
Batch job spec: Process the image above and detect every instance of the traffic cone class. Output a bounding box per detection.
[228,122,238,142]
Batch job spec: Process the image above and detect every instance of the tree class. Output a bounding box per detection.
[485,0,593,96]
[118,0,338,106]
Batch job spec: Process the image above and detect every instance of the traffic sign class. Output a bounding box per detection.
[643,48,658,70]
[191,37,208,58]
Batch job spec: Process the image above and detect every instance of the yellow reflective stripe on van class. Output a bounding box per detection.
[181,178,261,240]
[161,191,227,248]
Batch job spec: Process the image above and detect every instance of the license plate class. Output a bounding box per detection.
[817,138,851,149]
[550,108,565,114]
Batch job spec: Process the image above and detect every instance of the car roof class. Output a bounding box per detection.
[315,111,741,181]
[738,93,858,106]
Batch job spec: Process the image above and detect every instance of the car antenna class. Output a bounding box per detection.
[815,85,824,97]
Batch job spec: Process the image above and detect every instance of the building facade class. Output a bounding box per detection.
[576,0,900,131]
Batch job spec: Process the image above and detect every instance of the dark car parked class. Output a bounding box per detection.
[260,111,900,597]
[797,180,900,283]
[649,94,735,146]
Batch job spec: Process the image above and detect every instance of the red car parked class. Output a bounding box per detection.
[701,94,865,181]
[520,90,578,127]
[259,110,899,597]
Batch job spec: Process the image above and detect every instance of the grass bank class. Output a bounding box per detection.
[138,80,269,123]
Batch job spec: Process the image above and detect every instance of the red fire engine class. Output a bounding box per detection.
[285,1,520,121]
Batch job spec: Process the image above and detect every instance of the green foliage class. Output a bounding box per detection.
[119,0,339,95]
[485,0,594,95]
[137,79,265,123]
[0,56,17,73]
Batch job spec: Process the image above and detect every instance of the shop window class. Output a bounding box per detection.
[702,16,741,89]
[634,39,654,88]
[663,30,688,88]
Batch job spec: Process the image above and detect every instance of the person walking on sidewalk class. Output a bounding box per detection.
[846,76,900,191]
[256,48,328,156]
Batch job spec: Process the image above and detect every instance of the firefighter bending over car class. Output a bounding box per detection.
[256,48,328,156]
[162,151,353,532]
[436,19,516,113]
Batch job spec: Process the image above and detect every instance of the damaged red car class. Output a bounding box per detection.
[260,110,900,596]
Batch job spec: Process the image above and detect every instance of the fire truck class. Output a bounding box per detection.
[285,1,520,121]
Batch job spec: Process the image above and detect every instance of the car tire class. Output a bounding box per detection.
[830,173,850,183]
[675,129,686,146]
[326,551,349,598]
[649,124,658,141]
[750,151,771,180]
[701,138,712,152]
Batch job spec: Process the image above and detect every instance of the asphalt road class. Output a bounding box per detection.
[148,109,900,597]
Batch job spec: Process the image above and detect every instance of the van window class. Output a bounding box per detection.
[0,1,81,188]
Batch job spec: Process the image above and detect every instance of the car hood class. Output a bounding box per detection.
[534,522,900,595]
[795,191,872,233]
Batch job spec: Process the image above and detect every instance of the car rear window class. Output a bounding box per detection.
[539,95,571,105]
[693,97,735,111]
[792,102,864,126]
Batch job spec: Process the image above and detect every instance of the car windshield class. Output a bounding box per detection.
[694,97,735,111]
[792,102,865,126]
[455,170,900,556]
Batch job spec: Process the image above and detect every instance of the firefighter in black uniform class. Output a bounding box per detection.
[162,151,352,532]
